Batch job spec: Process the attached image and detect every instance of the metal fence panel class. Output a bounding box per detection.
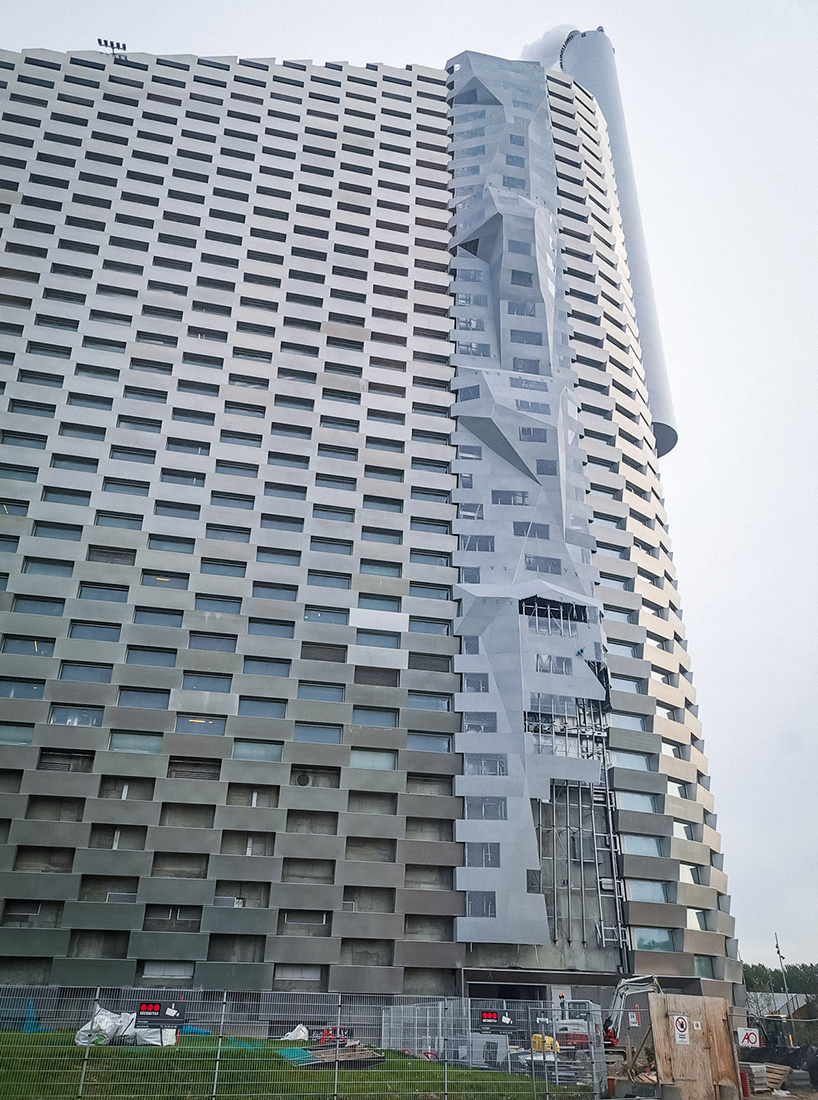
[0,985,601,1100]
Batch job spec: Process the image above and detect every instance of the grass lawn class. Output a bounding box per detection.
[0,1031,593,1099]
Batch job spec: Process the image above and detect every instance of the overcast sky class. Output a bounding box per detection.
[4,0,817,969]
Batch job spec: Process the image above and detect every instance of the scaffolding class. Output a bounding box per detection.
[525,699,628,966]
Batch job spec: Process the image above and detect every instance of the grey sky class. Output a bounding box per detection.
[4,0,817,969]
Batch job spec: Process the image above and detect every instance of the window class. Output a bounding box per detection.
[358,593,401,612]
[407,692,451,712]
[293,722,342,744]
[253,582,298,602]
[466,843,500,869]
[243,657,290,677]
[182,672,232,693]
[50,704,104,726]
[618,792,657,814]
[461,534,494,552]
[12,595,65,616]
[355,629,400,649]
[352,706,398,728]
[119,687,170,710]
[142,570,188,590]
[466,796,507,820]
[126,646,176,667]
[22,557,73,577]
[110,731,163,754]
[465,753,508,776]
[248,618,293,638]
[466,891,496,917]
[60,662,112,683]
[79,583,129,603]
[0,678,45,700]
[307,571,351,589]
[175,714,227,736]
[360,559,401,577]
[233,740,283,761]
[610,712,648,731]
[70,621,120,641]
[626,880,669,903]
[134,607,184,627]
[464,673,490,693]
[195,594,241,613]
[610,750,653,771]
[621,835,663,857]
[409,618,449,635]
[2,636,55,657]
[633,927,677,953]
[349,748,397,771]
[406,733,451,753]
[237,697,286,718]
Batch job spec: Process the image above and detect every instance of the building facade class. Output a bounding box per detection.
[0,29,742,1002]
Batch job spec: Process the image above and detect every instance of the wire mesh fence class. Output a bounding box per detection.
[0,985,605,1100]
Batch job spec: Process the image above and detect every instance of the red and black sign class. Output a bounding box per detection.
[135,1000,186,1028]
[478,1009,517,1032]
[481,1011,499,1024]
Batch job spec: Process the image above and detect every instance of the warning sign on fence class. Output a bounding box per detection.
[737,1028,760,1049]
[671,1014,690,1044]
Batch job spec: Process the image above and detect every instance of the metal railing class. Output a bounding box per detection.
[0,985,603,1099]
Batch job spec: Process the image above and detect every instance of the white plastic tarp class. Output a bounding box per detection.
[75,1002,177,1047]
[282,1024,309,1041]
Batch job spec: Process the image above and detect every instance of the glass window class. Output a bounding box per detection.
[79,583,129,603]
[189,633,237,653]
[466,796,507,820]
[621,835,663,857]
[633,927,677,953]
[182,672,232,693]
[298,682,344,702]
[33,521,83,540]
[610,712,647,731]
[243,657,290,677]
[70,621,120,642]
[360,559,401,577]
[356,629,400,649]
[23,558,73,577]
[142,570,188,590]
[352,706,398,728]
[358,593,401,612]
[466,891,496,918]
[693,955,715,978]
[407,733,451,753]
[0,678,45,700]
[175,714,227,735]
[293,723,342,744]
[247,618,294,638]
[110,731,163,754]
[134,607,183,628]
[50,704,104,726]
[610,750,653,771]
[12,595,66,617]
[361,527,401,544]
[409,618,449,635]
[2,636,55,656]
[195,594,241,613]
[60,662,113,683]
[307,571,351,589]
[310,537,352,556]
[201,558,246,577]
[126,647,176,667]
[407,692,451,712]
[119,688,170,710]
[349,748,397,771]
[626,880,669,903]
[618,792,657,813]
[97,512,143,530]
[465,843,500,869]
[237,697,286,718]
[0,723,34,745]
[233,739,283,761]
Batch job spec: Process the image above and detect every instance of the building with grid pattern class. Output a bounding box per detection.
[0,28,742,1003]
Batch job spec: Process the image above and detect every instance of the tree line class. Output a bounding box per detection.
[743,962,818,995]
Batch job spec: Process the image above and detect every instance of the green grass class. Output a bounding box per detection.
[0,1031,593,1099]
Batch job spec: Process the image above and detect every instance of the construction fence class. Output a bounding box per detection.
[0,985,606,1100]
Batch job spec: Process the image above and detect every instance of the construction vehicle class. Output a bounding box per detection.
[602,975,662,1046]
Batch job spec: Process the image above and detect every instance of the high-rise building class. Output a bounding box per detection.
[0,28,742,1002]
